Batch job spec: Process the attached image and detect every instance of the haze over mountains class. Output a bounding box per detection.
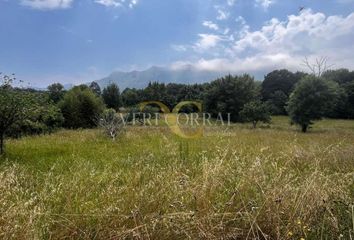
[94,65,231,90]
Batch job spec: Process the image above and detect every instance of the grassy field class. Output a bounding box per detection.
[0,116,353,239]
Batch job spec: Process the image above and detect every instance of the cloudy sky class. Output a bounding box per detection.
[1,0,354,87]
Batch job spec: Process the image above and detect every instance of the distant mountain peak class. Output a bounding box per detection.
[96,66,226,90]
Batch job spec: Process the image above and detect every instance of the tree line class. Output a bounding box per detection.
[1,68,354,154]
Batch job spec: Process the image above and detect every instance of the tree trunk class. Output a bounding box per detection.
[0,133,4,155]
[301,124,308,133]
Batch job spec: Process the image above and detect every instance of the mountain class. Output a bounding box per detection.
[95,66,227,90]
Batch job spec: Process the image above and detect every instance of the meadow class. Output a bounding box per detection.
[0,116,353,239]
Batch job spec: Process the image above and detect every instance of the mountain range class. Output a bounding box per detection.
[94,65,228,90]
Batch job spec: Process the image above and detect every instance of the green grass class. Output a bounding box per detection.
[0,116,353,239]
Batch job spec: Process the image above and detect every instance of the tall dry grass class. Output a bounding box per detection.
[0,117,353,239]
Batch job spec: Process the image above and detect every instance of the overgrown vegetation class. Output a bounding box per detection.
[1,66,354,154]
[0,117,353,239]
[0,74,63,154]
[1,64,354,239]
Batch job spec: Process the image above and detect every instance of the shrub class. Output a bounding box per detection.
[59,86,105,129]
[98,109,125,140]
[47,83,65,103]
[240,100,271,128]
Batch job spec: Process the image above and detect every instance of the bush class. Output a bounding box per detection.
[1,75,63,153]
[240,100,271,128]
[59,86,105,129]
[98,109,125,140]
[8,102,64,137]
[47,83,65,103]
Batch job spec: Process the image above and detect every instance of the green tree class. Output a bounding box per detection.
[102,83,121,110]
[141,82,172,107]
[7,93,64,137]
[261,70,306,115]
[322,69,354,85]
[47,83,64,103]
[89,81,101,96]
[322,69,354,119]
[266,90,288,115]
[287,75,339,132]
[121,88,140,106]
[204,74,259,121]
[0,74,37,154]
[240,100,271,128]
[262,69,303,100]
[59,86,105,129]
[343,81,354,118]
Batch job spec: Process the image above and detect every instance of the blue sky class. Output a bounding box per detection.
[1,0,354,87]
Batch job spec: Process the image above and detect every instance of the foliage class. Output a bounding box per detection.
[261,69,304,100]
[89,81,101,96]
[266,90,288,115]
[59,86,105,129]
[322,68,354,85]
[166,83,205,111]
[344,81,354,118]
[287,75,339,132]
[102,83,121,110]
[140,82,173,108]
[121,88,140,107]
[0,74,39,154]
[322,69,354,119]
[240,100,271,128]
[261,70,306,115]
[47,83,65,103]
[204,74,259,121]
[7,94,64,137]
[98,109,125,140]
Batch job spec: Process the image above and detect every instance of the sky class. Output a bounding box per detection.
[1,0,354,87]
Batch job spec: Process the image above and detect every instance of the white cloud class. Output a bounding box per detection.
[20,0,73,10]
[235,16,246,25]
[223,28,230,35]
[255,0,275,10]
[203,21,219,30]
[129,0,137,8]
[94,0,138,8]
[233,10,354,55]
[171,44,188,52]
[216,9,230,20]
[191,54,296,72]
[95,0,121,7]
[195,34,223,50]
[173,9,354,73]
[227,0,236,6]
